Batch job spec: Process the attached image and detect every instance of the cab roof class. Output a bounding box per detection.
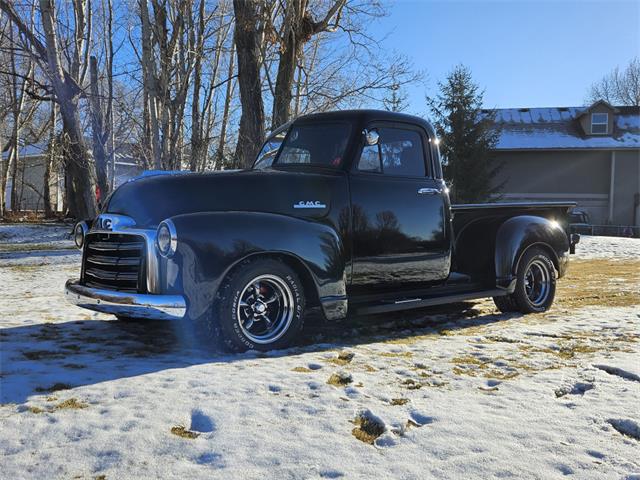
[279,109,437,139]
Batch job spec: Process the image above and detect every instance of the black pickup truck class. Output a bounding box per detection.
[66,110,579,351]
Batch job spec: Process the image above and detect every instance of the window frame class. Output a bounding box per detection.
[353,122,433,179]
[590,112,608,135]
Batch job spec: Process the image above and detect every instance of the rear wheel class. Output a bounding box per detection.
[213,258,305,352]
[493,247,556,314]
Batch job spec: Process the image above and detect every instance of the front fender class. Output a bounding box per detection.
[162,211,347,321]
[495,215,570,291]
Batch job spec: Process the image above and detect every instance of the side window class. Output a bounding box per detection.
[357,127,427,177]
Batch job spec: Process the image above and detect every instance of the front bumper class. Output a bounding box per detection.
[65,280,186,321]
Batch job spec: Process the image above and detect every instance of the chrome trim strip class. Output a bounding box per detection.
[65,280,185,321]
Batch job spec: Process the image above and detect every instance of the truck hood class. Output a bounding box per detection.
[104,168,345,228]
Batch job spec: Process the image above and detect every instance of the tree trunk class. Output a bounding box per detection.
[215,42,235,170]
[60,104,96,219]
[89,56,109,201]
[272,0,307,129]
[232,0,265,169]
[43,104,55,217]
[139,0,162,169]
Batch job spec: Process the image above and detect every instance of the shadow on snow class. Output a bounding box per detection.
[0,302,515,405]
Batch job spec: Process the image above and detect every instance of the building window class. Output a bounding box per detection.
[591,113,608,134]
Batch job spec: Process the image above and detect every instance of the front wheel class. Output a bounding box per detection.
[213,258,306,352]
[493,246,556,314]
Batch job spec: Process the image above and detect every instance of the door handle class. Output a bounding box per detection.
[418,187,441,195]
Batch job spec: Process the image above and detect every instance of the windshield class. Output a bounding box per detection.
[254,130,287,169]
[272,123,351,168]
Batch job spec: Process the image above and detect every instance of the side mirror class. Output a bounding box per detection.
[363,128,379,146]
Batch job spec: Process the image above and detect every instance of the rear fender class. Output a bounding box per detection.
[495,215,570,291]
[162,211,347,321]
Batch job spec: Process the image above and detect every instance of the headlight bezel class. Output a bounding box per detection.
[73,221,88,249]
[156,220,177,257]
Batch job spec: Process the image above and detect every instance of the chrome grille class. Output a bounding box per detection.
[82,233,145,293]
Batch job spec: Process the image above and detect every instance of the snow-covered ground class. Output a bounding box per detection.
[576,235,640,260]
[0,231,638,479]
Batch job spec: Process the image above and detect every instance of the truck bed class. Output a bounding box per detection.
[451,201,577,213]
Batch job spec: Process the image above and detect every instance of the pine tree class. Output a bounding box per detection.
[427,65,502,203]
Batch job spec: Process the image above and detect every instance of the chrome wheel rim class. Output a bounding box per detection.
[524,259,551,307]
[237,274,294,344]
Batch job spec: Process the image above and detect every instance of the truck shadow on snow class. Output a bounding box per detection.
[0,302,513,405]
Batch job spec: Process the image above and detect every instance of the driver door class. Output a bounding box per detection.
[349,123,451,294]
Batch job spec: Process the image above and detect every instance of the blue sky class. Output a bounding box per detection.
[371,0,640,113]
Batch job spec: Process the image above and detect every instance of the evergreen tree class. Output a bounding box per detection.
[428,65,502,203]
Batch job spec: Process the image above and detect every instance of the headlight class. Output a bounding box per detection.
[156,220,177,257]
[73,221,88,249]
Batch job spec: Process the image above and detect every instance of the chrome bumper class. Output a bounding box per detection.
[65,280,186,321]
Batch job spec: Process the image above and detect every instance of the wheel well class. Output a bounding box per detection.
[516,242,560,275]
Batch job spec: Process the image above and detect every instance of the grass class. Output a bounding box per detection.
[171,425,199,439]
[327,372,353,386]
[330,351,356,365]
[0,243,74,253]
[351,412,385,445]
[63,363,86,370]
[28,398,88,414]
[390,398,409,406]
[400,378,422,390]
[378,351,413,358]
[53,398,88,410]
[35,382,72,393]
[291,366,312,373]
[554,259,640,309]
[23,350,66,361]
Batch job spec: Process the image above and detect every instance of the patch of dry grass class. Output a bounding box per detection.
[326,351,355,366]
[23,350,66,361]
[378,351,413,358]
[351,411,385,445]
[35,382,72,393]
[554,259,640,309]
[53,398,88,410]
[291,366,312,373]
[170,425,199,439]
[327,372,353,387]
[390,398,409,406]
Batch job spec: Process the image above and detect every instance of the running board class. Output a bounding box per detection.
[353,289,507,316]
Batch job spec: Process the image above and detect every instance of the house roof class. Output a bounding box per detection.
[1,141,143,165]
[490,105,639,150]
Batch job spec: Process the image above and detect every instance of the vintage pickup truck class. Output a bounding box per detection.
[66,110,579,351]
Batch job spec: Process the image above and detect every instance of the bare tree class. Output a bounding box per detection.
[270,0,346,128]
[232,0,266,169]
[0,0,97,219]
[587,57,640,106]
[214,41,236,170]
